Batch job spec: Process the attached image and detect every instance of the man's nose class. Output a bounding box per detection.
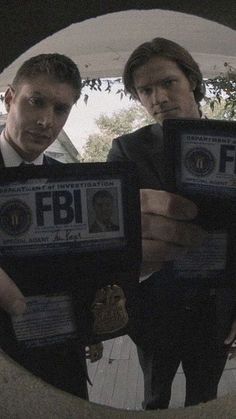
[37,108,54,128]
[152,86,168,105]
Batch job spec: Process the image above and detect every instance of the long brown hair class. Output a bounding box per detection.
[123,37,205,109]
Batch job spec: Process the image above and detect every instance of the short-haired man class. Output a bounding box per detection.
[89,189,119,233]
[107,38,236,409]
[1,53,81,166]
[0,53,90,398]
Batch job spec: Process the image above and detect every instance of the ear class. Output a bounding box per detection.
[4,86,15,112]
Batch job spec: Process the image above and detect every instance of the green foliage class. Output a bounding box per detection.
[203,63,235,120]
[81,104,152,162]
[202,98,235,120]
[82,78,124,104]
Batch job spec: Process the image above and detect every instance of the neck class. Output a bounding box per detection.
[3,128,37,162]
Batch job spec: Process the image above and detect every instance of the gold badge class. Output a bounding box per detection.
[91,285,129,335]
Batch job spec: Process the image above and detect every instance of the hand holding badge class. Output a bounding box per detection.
[91,285,129,335]
[85,341,104,363]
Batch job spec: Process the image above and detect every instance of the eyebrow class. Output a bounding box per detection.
[29,91,72,107]
[135,74,178,91]
[135,84,151,91]
[29,90,45,96]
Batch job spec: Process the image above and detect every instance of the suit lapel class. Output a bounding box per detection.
[0,151,5,168]
[0,125,5,168]
[43,155,63,165]
[43,155,55,165]
[43,155,50,165]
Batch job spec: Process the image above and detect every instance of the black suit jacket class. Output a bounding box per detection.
[107,123,172,190]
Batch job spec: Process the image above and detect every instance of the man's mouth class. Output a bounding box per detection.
[155,107,179,116]
[27,131,51,140]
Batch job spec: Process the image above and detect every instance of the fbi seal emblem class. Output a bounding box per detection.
[184,147,215,177]
[0,200,32,236]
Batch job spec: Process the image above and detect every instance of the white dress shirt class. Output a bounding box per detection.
[0,130,44,167]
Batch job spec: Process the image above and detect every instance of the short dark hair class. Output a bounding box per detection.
[12,53,82,102]
[123,37,205,108]
[92,190,113,206]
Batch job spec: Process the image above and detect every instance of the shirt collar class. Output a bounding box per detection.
[0,130,44,167]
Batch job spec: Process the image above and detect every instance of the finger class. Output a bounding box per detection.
[94,351,103,362]
[90,351,101,362]
[0,267,26,315]
[142,239,189,265]
[140,189,198,220]
[98,342,104,351]
[142,214,206,248]
[105,286,113,305]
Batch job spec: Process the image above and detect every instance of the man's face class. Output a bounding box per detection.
[133,55,200,125]
[94,197,113,224]
[4,74,76,161]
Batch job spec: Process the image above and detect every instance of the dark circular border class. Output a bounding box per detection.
[184,147,215,177]
[0,199,32,236]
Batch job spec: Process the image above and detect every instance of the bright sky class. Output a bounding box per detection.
[64,83,132,152]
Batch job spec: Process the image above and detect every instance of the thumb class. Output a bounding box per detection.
[0,267,26,316]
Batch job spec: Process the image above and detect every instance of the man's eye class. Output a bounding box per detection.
[55,105,70,115]
[29,97,43,106]
[163,79,175,87]
[141,88,152,96]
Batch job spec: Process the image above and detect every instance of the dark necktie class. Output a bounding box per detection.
[20,161,35,166]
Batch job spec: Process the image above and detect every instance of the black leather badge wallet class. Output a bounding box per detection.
[0,162,142,354]
[163,118,236,288]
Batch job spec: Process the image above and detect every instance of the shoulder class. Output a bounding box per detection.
[113,123,162,147]
[107,123,162,162]
[115,124,156,143]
